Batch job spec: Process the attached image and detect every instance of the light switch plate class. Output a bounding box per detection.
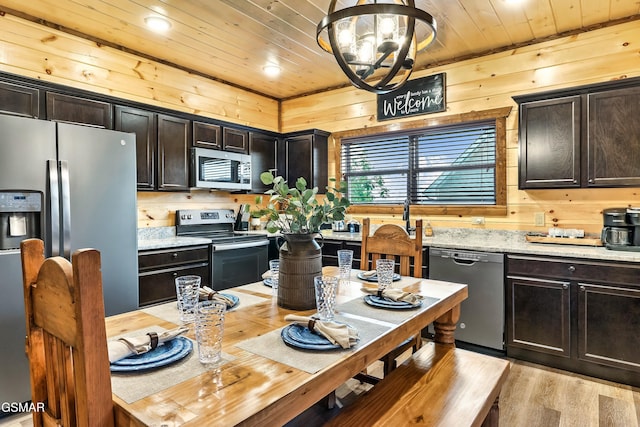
[534,212,545,226]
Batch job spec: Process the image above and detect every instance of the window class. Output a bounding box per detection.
[341,120,497,206]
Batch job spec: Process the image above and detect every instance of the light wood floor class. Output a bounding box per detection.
[2,358,639,427]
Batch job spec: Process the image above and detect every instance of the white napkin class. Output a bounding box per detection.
[284,315,359,349]
[361,270,377,277]
[108,326,189,363]
[199,286,235,307]
[262,270,272,279]
[361,287,424,305]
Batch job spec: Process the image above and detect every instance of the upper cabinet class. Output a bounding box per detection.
[515,77,640,189]
[46,92,113,129]
[587,86,640,187]
[0,80,42,118]
[279,129,329,192]
[223,127,249,153]
[114,106,157,190]
[115,106,190,192]
[248,131,278,193]
[193,121,222,150]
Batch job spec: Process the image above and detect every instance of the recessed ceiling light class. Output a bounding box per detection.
[263,64,281,77]
[145,16,171,32]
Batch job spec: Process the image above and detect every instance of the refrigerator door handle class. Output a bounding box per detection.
[59,160,72,259]
[47,159,60,256]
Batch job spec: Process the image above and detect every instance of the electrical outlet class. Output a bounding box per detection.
[471,216,485,225]
[534,212,545,226]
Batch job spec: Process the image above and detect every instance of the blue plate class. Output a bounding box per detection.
[221,293,239,309]
[363,295,422,310]
[281,324,340,350]
[110,337,193,372]
[357,272,401,282]
[263,277,273,287]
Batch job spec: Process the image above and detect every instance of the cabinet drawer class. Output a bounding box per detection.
[139,246,209,271]
[507,254,640,286]
[139,264,209,306]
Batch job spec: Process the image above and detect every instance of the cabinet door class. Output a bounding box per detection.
[506,276,571,357]
[248,132,277,193]
[281,135,313,186]
[518,96,581,188]
[0,81,41,118]
[223,127,249,153]
[46,92,113,129]
[157,114,191,191]
[115,106,156,190]
[577,282,640,372]
[193,121,222,149]
[587,87,640,186]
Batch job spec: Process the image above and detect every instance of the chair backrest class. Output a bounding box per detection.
[360,218,423,278]
[20,238,114,427]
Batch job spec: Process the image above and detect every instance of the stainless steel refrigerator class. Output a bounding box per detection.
[0,114,139,407]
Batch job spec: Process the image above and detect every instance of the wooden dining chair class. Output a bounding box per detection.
[361,217,424,376]
[20,238,114,427]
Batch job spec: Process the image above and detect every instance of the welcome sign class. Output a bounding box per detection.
[377,73,446,121]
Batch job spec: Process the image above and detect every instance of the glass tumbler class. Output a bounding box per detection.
[337,249,353,285]
[175,275,201,324]
[194,300,226,365]
[269,259,280,296]
[376,259,395,292]
[314,275,338,321]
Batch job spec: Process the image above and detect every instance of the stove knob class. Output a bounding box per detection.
[187,214,192,220]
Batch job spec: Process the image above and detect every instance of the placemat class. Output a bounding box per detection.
[234,315,390,374]
[336,295,440,325]
[234,281,274,296]
[141,290,268,324]
[110,326,235,404]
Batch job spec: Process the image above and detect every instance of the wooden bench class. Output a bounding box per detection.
[326,342,511,427]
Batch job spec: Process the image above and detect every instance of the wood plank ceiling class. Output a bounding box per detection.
[0,0,638,100]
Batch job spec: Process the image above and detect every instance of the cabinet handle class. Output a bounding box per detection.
[573,179,578,184]
[562,284,569,290]
[580,285,585,291]
[173,272,178,277]
[588,179,594,183]
[568,265,576,273]
[172,253,178,258]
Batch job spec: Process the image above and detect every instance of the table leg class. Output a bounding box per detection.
[433,304,460,345]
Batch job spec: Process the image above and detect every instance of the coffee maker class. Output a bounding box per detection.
[602,207,640,251]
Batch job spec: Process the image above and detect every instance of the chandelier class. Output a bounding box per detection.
[316,0,437,94]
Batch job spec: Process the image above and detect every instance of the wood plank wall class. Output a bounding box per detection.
[2,10,640,234]
[279,20,640,235]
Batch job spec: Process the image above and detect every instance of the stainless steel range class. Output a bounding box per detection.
[176,209,269,290]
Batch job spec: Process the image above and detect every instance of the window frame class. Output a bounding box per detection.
[333,107,511,216]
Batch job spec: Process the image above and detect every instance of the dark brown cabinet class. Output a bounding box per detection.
[115,106,156,190]
[46,92,112,128]
[587,86,640,187]
[248,131,278,193]
[223,127,249,153]
[515,78,640,189]
[138,245,210,307]
[506,254,640,386]
[517,96,581,188]
[193,120,222,149]
[0,80,41,118]
[279,129,329,192]
[158,114,191,191]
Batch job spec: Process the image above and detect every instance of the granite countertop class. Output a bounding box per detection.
[138,226,640,263]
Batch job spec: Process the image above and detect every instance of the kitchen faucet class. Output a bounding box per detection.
[403,199,415,235]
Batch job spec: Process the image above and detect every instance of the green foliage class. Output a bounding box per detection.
[251,171,350,234]
[349,159,389,202]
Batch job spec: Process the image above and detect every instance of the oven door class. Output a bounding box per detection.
[210,239,269,290]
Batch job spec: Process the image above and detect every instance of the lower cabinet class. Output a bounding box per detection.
[138,245,210,307]
[506,254,640,386]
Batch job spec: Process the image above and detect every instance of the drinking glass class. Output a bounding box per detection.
[314,275,338,321]
[337,249,353,285]
[175,275,201,324]
[269,259,280,296]
[194,300,226,365]
[376,259,395,292]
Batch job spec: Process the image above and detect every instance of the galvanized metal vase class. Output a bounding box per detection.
[277,232,324,310]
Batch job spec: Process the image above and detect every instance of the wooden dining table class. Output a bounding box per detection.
[107,268,468,426]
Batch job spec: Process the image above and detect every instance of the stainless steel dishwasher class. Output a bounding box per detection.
[428,248,505,351]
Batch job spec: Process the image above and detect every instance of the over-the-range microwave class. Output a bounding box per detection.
[190,147,251,191]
